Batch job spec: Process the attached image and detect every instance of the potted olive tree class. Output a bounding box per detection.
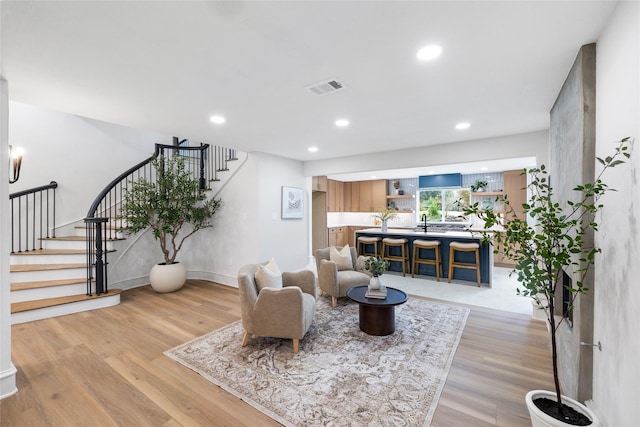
[119,155,222,293]
[465,137,631,426]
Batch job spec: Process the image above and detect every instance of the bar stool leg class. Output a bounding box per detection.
[412,246,417,278]
[475,248,480,287]
[402,243,407,276]
[448,246,454,283]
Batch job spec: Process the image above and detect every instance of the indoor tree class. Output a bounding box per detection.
[464,137,632,424]
[119,154,222,265]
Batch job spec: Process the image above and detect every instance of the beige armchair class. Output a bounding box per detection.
[237,263,317,353]
[315,246,372,307]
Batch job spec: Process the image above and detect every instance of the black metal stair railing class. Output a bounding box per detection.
[9,181,58,254]
[84,143,216,296]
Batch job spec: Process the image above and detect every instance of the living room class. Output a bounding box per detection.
[1,1,638,425]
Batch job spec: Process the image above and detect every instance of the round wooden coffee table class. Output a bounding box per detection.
[346,286,408,336]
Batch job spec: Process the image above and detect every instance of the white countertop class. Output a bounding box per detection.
[356,227,492,239]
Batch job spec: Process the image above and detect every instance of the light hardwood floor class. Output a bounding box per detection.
[2,280,554,426]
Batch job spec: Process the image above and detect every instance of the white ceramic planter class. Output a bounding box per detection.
[526,390,599,427]
[370,276,382,290]
[149,262,187,293]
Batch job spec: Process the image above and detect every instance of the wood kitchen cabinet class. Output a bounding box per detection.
[326,179,388,213]
[350,182,360,211]
[371,180,387,212]
[503,169,527,220]
[343,182,352,212]
[327,179,344,212]
[355,179,386,212]
[312,175,328,192]
[328,227,348,247]
[358,181,372,212]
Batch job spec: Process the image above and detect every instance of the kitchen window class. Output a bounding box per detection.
[417,188,470,223]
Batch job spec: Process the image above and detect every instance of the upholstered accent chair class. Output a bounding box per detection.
[315,246,372,308]
[237,263,317,353]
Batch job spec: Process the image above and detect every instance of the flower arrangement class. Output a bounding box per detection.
[371,209,398,223]
[364,256,388,277]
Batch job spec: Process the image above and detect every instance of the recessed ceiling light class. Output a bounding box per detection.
[308,147,318,153]
[455,122,470,130]
[371,175,377,179]
[335,119,350,127]
[416,45,442,61]
[480,167,488,171]
[428,171,435,175]
[210,115,226,124]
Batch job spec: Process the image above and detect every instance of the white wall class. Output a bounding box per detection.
[8,101,172,232]
[592,2,640,425]
[256,152,309,271]
[1,78,18,399]
[108,151,310,288]
[302,130,549,177]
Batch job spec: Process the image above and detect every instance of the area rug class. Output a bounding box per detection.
[165,297,469,427]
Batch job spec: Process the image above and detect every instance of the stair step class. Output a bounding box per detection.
[40,235,124,242]
[10,263,86,273]
[74,224,123,232]
[41,236,88,241]
[12,249,87,256]
[11,290,122,314]
[11,278,90,291]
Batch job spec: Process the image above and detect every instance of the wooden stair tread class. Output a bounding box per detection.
[11,290,122,314]
[74,225,123,231]
[10,263,86,273]
[40,235,125,241]
[40,236,88,241]
[12,249,87,255]
[11,278,91,291]
[12,248,115,257]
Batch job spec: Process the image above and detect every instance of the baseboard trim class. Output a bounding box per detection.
[0,362,18,400]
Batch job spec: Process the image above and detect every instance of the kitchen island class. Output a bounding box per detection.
[355,228,494,286]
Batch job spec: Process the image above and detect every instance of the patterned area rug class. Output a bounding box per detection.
[165,296,469,427]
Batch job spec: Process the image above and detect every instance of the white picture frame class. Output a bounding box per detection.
[281,186,303,219]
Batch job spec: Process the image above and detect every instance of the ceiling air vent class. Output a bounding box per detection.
[306,79,345,96]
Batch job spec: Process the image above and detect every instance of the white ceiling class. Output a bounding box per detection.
[1,1,616,171]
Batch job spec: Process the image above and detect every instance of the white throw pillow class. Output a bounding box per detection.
[330,245,354,271]
[255,258,283,292]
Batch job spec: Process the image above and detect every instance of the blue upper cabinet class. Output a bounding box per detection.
[418,173,462,189]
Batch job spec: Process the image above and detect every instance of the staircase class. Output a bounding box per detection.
[9,143,246,324]
[9,230,122,324]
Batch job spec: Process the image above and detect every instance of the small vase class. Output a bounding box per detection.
[381,221,388,232]
[370,276,382,290]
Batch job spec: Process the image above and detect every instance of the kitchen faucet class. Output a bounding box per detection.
[421,214,428,232]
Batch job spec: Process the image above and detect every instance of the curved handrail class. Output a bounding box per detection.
[86,143,211,218]
[86,156,154,218]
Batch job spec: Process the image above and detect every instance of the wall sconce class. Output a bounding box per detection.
[9,145,23,184]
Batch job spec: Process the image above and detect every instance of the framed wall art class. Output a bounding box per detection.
[281,186,303,219]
